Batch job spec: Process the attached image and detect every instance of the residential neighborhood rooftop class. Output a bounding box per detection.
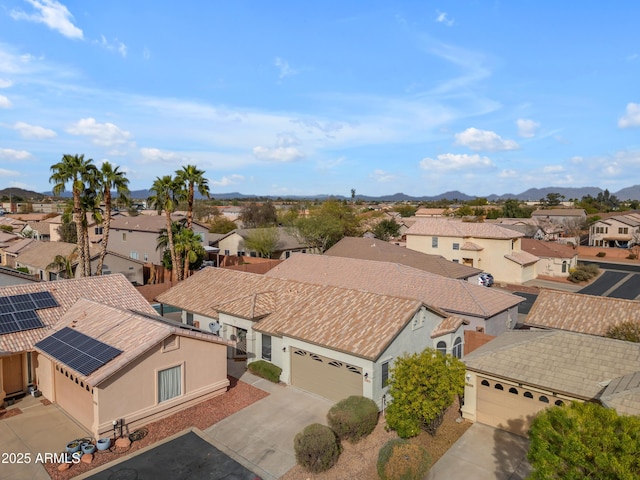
[405,218,525,240]
[521,239,578,258]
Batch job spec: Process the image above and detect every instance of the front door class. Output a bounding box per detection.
[234,328,247,359]
[2,354,24,395]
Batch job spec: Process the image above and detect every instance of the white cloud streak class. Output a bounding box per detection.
[274,57,297,80]
[0,95,11,108]
[10,0,83,40]
[67,118,131,146]
[455,127,519,151]
[435,11,454,27]
[0,148,32,160]
[13,121,57,139]
[211,174,245,187]
[420,153,495,172]
[516,118,540,138]
[618,103,640,128]
[97,35,128,58]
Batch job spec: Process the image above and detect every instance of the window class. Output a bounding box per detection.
[186,312,194,326]
[562,261,568,273]
[122,233,127,241]
[158,365,181,403]
[262,334,272,361]
[238,250,244,257]
[432,237,438,248]
[381,361,389,388]
[453,259,459,263]
[143,253,148,262]
[619,227,629,234]
[130,251,139,260]
[285,251,291,258]
[452,337,462,359]
[95,226,103,235]
[224,249,230,255]
[452,243,459,250]
[436,341,447,355]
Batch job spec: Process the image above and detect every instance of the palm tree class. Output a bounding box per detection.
[148,176,184,281]
[49,154,97,277]
[95,162,130,275]
[175,165,210,229]
[157,222,205,280]
[46,249,78,280]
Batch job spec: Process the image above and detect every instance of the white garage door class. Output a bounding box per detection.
[290,349,362,402]
[476,377,563,437]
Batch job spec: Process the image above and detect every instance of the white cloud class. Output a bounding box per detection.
[370,169,396,182]
[435,11,454,27]
[252,134,304,162]
[569,156,584,164]
[516,118,540,138]
[97,35,128,58]
[498,169,517,178]
[0,95,11,108]
[618,102,640,128]
[138,147,187,165]
[11,0,83,40]
[67,117,131,146]
[13,121,57,139]
[211,174,244,187]
[315,156,344,171]
[0,168,21,177]
[543,165,564,173]
[274,57,297,80]
[0,79,12,88]
[454,127,519,151]
[420,153,495,172]
[0,148,32,160]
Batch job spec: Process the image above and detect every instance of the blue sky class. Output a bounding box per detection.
[1,1,640,197]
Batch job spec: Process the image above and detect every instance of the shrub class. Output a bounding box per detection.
[568,263,600,283]
[581,263,599,275]
[327,396,379,443]
[627,253,638,260]
[294,423,341,473]
[247,360,282,383]
[377,438,431,480]
[596,251,606,257]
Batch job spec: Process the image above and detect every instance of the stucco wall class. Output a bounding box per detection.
[108,229,161,264]
[34,352,54,399]
[94,335,228,436]
[54,364,94,432]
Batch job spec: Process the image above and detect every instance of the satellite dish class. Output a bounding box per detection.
[209,322,221,335]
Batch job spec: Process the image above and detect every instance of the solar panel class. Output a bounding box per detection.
[0,310,45,334]
[0,291,58,335]
[35,327,122,376]
[31,291,59,309]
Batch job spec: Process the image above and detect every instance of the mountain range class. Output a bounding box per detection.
[2,185,640,202]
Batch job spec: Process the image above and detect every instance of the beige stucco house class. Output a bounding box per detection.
[588,212,640,248]
[156,267,467,406]
[405,219,539,284]
[462,330,640,436]
[215,227,312,259]
[520,239,578,278]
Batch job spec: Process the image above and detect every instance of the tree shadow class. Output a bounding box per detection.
[492,417,532,479]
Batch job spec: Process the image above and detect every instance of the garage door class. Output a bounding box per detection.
[290,349,362,402]
[476,377,563,436]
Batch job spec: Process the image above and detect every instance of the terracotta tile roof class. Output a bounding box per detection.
[504,250,539,266]
[524,289,640,336]
[0,275,156,353]
[324,237,481,279]
[156,267,428,361]
[415,208,448,216]
[600,371,640,416]
[430,316,469,338]
[16,240,78,271]
[35,298,231,386]
[521,239,578,259]
[265,254,523,318]
[405,219,524,240]
[531,209,586,217]
[4,238,35,254]
[461,241,483,251]
[464,330,640,401]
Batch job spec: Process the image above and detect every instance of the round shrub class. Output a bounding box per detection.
[377,438,432,480]
[327,395,379,443]
[294,423,341,473]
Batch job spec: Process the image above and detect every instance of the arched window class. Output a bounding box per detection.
[555,400,564,406]
[524,391,533,399]
[509,387,518,395]
[436,341,447,355]
[539,396,549,403]
[481,379,490,387]
[452,337,463,359]
[562,261,568,273]
[495,383,504,390]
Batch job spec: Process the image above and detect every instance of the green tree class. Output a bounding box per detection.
[373,219,401,241]
[175,164,210,229]
[605,320,640,343]
[528,402,640,479]
[57,220,77,244]
[385,348,465,438]
[453,205,473,217]
[393,205,417,217]
[95,162,129,275]
[148,175,185,281]
[157,221,204,278]
[541,192,565,207]
[242,227,280,258]
[502,199,525,218]
[240,201,278,228]
[49,154,97,277]
[294,200,359,252]
[209,216,238,234]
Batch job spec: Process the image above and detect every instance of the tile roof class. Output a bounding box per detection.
[265,254,523,318]
[16,240,78,271]
[324,237,481,279]
[110,214,182,233]
[34,298,231,386]
[600,371,640,416]
[217,227,308,251]
[464,330,640,401]
[3,238,35,255]
[0,274,156,353]
[156,267,433,361]
[405,218,524,240]
[461,241,483,251]
[504,250,539,266]
[521,239,578,259]
[430,316,469,338]
[531,209,586,217]
[524,289,640,336]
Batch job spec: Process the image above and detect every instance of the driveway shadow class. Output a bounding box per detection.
[493,419,532,479]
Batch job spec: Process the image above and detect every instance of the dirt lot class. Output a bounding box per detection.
[282,399,470,480]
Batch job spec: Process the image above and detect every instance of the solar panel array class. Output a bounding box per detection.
[0,291,58,334]
[35,327,123,376]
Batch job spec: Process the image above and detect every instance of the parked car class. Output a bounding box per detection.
[479,273,494,287]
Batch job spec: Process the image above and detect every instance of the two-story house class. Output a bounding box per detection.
[588,213,640,248]
[404,219,539,284]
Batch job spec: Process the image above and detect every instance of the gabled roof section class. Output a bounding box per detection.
[600,371,640,416]
[521,239,578,259]
[110,214,179,233]
[461,241,483,251]
[464,330,640,402]
[431,317,469,338]
[265,254,523,318]
[16,240,78,270]
[214,291,276,320]
[504,250,539,266]
[325,237,481,279]
[217,227,308,251]
[524,289,640,336]
[405,219,524,240]
[35,298,230,386]
[0,275,156,353]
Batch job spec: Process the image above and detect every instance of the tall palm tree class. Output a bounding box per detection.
[80,184,101,276]
[95,162,130,275]
[49,154,97,277]
[148,175,184,281]
[156,221,204,279]
[175,165,210,229]
[46,248,78,280]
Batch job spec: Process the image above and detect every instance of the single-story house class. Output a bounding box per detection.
[523,289,640,336]
[156,267,468,406]
[520,239,578,278]
[462,330,640,436]
[265,254,524,336]
[215,227,313,259]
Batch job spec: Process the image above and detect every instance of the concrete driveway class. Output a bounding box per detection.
[204,371,333,480]
[427,423,532,480]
